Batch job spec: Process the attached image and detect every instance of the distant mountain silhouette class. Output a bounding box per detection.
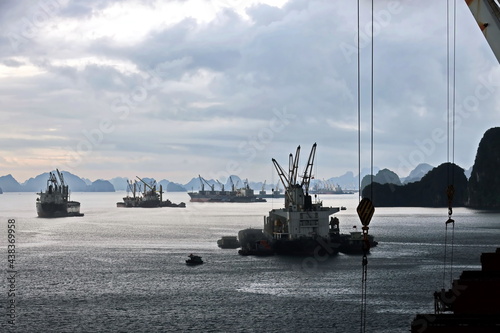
[0,174,23,191]
[0,171,116,192]
[81,178,93,186]
[4,130,499,205]
[360,168,402,193]
[109,177,130,191]
[166,182,187,192]
[464,166,472,179]
[23,171,88,192]
[87,179,115,192]
[362,163,467,207]
[468,127,500,209]
[401,163,433,184]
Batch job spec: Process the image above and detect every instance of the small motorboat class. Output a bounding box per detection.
[186,254,203,265]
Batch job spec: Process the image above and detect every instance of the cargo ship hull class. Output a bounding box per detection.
[36,201,83,218]
[272,237,340,256]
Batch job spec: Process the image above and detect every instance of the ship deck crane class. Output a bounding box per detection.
[56,169,65,187]
[47,171,58,187]
[127,180,137,198]
[216,180,225,192]
[136,176,163,201]
[300,143,317,194]
[198,175,214,192]
[466,0,500,63]
[229,176,235,192]
[272,143,317,208]
[136,176,156,192]
[55,169,69,200]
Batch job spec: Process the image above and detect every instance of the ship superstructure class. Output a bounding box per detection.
[263,143,342,255]
[36,169,83,218]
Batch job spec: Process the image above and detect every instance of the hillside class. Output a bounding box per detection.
[362,163,467,207]
[467,127,500,209]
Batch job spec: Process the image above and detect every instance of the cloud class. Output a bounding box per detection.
[0,0,499,182]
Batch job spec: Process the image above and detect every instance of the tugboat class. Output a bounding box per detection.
[217,236,240,249]
[188,176,266,203]
[263,143,342,256]
[116,177,186,208]
[238,239,274,256]
[36,169,84,218]
[237,228,274,255]
[185,254,203,265]
[335,222,378,255]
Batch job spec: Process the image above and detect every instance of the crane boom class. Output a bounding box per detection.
[291,146,300,185]
[56,169,65,186]
[466,0,500,63]
[300,143,317,194]
[272,158,291,190]
[136,176,155,191]
[272,158,294,206]
[198,175,214,191]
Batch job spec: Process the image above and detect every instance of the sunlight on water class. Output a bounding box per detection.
[0,192,499,332]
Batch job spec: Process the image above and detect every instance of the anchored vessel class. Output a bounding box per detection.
[36,170,84,218]
[263,143,342,256]
[335,222,378,254]
[116,177,185,208]
[188,176,266,203]
[310,181,348,195]
[257,181,285,199]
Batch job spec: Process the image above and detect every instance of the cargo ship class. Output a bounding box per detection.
[188,176,266,203]
[262,143,342,256]
[36,169,84,218]
[116,177,186,208]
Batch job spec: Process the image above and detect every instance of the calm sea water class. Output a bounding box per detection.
[1,192,499,332]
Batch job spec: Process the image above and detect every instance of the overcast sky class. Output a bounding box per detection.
[1,0,499,184]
